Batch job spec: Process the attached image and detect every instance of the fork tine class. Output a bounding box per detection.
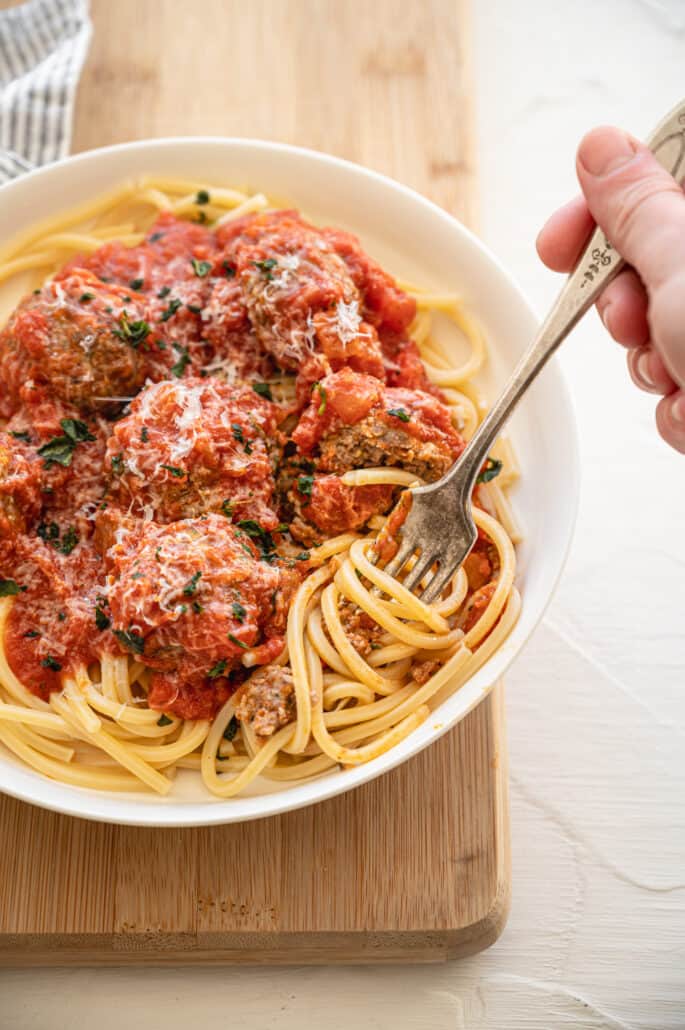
[419,560,460,604]
[401,551,437,593]
[382,536,417,578]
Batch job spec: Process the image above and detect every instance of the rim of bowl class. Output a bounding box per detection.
[0,137,580,825]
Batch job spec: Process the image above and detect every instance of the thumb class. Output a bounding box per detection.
[576,126,685,291]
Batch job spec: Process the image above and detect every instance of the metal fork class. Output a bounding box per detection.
[383,98,685,604]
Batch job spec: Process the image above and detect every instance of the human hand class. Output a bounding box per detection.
[537,125,685,453]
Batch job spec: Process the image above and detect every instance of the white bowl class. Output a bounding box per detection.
[0,138,579,826]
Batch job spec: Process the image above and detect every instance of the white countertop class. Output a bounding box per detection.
[2,1,684,1026]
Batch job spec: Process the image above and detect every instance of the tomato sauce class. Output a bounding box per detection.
[0,205,489,717]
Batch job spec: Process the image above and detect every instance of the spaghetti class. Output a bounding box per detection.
[0,177,521,798]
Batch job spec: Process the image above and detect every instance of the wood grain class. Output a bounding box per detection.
[0,0,510,965]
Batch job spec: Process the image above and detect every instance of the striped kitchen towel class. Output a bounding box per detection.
[0,0,91,184]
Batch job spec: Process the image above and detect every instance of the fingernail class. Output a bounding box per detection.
[635,350,657,392]
[578,127,639,177]
[672,394,685,426]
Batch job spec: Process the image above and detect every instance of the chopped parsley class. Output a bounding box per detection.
[228,632,248,649]
[41,655,62,672]
[223,716,239,742]
[111,454,125,475]
[0,579,26,596]
[149,231,165,243]
[191,257,212,277]
[387,407,411,423]
[24,629,40,639]
[476,456,503,484]
[129,278,144,291]
[192,601,203,614]
[57,526,78,555]
[157,285,171,299]
[57,611,66,622]
[208,659,228,679]
[314,382,327,415]
[160,464,185,477]
[237,519,276,556]
[195,189,210,205]
[297,475,314,497]
[157,714,173,727]
[195,210,208,224]
[170,342,190,377]
[112,310,150,348]
[141,426,149,443]
[252,381,273,401]
[159,297,182,322]
[231,423,245,444]
[113,629,145,655]
[79,292,95,303]
[183,571,202,596]
[37,419,95,468]
[94,606,111,631]
[221,499,234,518]
[187,302,203,314]
[231,601,246,622]
[222,260,236,278]
[9,430,30,442]
[295,552,311,561]
[252,257,277,280]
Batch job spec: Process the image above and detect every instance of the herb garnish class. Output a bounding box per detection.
[141,426,149,442]
[95,606,111,631]
[314,382,327,415]
[187,303,203,314]
[41,655,62,671]
[112,310,151,348]
[157,714,173,727]
[113,628,145,655]
[237,519,276,557]
[297,475,314,496]
[252,382,273,401]
[387,407,411,423]
[0,579,26,596]
[111,454,125,475]
[252,258,277,280]
[222,260,236,278]
[149,231,165,243]
[183,571,202,596]
[208,659,228,679]
[37,419,95,468]
[221,499,234,518]
[24,630,40,639]
[232,601,246,623]
[159,298,182,322]
[195,189,210,205]
[79,292,95,303]
[160,464,185,477]
[129,278,144,291]
[476,457,503,484]
[9,430,30,442]
[170,342,190,377]
[191,257,212,277]
[157,285,171,299]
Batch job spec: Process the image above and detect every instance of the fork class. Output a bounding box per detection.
[383,98,685,604]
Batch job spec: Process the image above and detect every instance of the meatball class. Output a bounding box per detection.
[0,271,158,417]
[292,367,465,481]
[0,432,42,540]
[105,514,299,719]
[236,664,296,738]
[286,472,393,546]
[218,210,387,379]
[103,377,281,527]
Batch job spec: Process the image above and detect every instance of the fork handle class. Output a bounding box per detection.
[440,97,685,502]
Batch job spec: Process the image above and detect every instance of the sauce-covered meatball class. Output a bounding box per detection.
[105,514,298,719]
[103,377,281,527]
[0,271,160,417]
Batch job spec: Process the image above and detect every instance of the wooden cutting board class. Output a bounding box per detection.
[0,0,511,964]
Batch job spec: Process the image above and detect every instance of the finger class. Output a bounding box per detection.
[655,390,685,453]
[627,346,677,395]
[536,196,595,272]
[576,126,685,291]
[595,268,650,348]
[645,269,685,388]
